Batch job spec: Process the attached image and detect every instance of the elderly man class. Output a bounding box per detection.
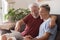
[1,3,57,40]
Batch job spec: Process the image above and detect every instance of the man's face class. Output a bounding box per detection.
[31,6,39,18]
[39,7,48,19]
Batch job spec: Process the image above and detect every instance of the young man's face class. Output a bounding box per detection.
[39,7,49,19]
[31,6,39,18]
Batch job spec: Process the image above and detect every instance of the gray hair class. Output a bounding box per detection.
[28,3,39,11]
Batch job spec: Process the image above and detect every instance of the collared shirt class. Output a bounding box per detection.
[36,18,57,40]
[21,14,43,38]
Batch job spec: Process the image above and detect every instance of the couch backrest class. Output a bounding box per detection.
[52,15,60,40]
[56,15,60,40]
[56,15,60,31]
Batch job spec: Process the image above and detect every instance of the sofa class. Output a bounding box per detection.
[0,14,60,40]
[55,15,60,40]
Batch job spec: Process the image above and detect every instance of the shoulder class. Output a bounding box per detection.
[44,18,51,24]
[24,13,32,19]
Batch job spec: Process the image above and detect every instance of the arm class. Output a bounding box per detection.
[36,32,51,40]
[15,14,30,32]
[36,18,57,40]
[15,19,25,32]
[49,15,57,28]
[23,32,51,40]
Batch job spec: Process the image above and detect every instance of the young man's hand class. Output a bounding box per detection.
[49,16,57,28]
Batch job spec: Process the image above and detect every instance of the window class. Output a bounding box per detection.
[1,0,8,22]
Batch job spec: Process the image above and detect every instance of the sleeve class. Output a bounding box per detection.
[45,21,57,35]
[23,14,30,24]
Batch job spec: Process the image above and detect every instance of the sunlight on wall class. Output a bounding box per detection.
[2,0,8,22]
[2,0,8,14]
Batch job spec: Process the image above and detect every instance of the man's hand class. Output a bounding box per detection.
[24,35,33,40]
[49,16,57,28]
[15,24,20,32]
[24,37,32,40]
[15,19,24,32]
[25,35,33,39]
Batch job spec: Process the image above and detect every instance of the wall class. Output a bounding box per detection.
[12,0,60,14]
[37,0,60,14]
[13,0,35,9]
[8,0,60,14]
[0,0,2,22]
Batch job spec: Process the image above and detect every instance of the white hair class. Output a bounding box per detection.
[28,3,39,11]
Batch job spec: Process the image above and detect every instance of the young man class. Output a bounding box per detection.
[24,4,57,40]
[1,3,57,40]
